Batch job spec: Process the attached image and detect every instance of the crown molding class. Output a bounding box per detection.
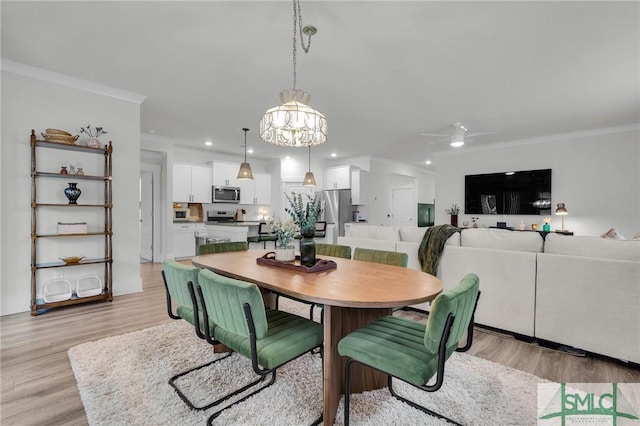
[1,59,147,104]
[434,123,640,158]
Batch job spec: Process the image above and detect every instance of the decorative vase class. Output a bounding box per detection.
[450,214,458,227]
[543,223,551,232]
[64,182,81,204]
[59,166,68,175]
[275,239,296,262]
[87,138,102,148]
[300,229,316,267]
[76,167,84,176]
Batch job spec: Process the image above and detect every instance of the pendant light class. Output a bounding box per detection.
[237,128,254,180]
[303,145,316,186]
[259,0,327,147]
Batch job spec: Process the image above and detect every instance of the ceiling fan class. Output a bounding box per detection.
[420,122,499,148]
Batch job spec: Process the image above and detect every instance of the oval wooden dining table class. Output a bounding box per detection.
[192,249,443,426]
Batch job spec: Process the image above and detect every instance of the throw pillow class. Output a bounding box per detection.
[600,228,626,240]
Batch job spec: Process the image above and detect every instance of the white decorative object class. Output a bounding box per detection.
[43,278,72,303]
[275,246,296,262]
[76,275,102,298]
[57,221,88,234]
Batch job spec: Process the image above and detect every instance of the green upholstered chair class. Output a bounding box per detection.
[247,222,278,248]
[198,241,248,255]
[353,247,408,268]
[338,273,480,425]
[195,268,324,424]
[161,260,231,411]
[315,243,351,259]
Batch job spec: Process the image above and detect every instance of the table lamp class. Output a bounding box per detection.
[555,202,568,231]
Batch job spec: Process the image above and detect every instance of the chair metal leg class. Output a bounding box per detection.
[344,358,354,426]
[388,376,461,425]
[168,352,234,410]
[206,370,276,424]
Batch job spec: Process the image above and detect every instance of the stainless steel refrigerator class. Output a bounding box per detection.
[321,189,352,237]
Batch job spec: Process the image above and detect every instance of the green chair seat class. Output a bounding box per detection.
[353,247,408,268]
[337,316,446,387]
[213,308,323,369]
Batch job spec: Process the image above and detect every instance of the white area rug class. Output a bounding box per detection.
[68,300,549,425]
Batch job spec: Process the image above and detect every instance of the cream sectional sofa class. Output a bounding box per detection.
[338,223,640,363]
[536,233,640,363]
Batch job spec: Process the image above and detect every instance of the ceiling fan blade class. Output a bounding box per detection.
[428,137,450,145]
[466,130,499,137]
[420,132,450,137]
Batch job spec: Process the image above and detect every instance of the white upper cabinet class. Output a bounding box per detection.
[173,163,211,203]
[239,173,271,205]
[212,162,239,187]
[324,166,351,190]
[351,169,369,205]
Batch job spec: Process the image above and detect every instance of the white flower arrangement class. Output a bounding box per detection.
[268,216,299,248]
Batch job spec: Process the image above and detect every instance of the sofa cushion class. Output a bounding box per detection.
[367,225,400,241]
[461,228,543,252]
[399,226,427,242]
[544,233,640,262]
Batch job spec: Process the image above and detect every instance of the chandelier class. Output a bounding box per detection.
[259,0,327,147]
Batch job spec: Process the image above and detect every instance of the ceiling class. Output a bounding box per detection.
[2,1,638,170]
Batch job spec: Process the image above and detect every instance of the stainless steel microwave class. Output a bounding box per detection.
[212,186,241,203]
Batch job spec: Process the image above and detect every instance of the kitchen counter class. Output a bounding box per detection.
[205,222,260,243]
[205,221,262,227]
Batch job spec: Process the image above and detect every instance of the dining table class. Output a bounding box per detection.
[192,249,443,426]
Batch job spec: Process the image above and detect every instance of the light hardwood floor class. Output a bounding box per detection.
[2,262,639,425]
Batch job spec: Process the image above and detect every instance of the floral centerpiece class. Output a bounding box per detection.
[285,192,323,235]
[268,216,299,249]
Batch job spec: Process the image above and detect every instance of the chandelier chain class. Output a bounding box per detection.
[292,0,312,90]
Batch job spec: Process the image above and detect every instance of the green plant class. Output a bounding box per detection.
[445,204,460,215]
[285,192,323,234]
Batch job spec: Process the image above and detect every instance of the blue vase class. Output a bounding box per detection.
[64,182,81,204]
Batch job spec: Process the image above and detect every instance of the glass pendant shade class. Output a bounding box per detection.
[303,171,316,186]
[260,90,327,147]
[237,162,253,180]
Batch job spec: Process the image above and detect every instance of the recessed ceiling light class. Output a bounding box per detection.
[331,153,337,157]
[205,140,213,146]
[505,171,515,175]
[285,155,291,160]
[247,148,254,154]
[425,160,432,165]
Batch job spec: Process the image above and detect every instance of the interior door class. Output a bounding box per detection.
[391,187,415,226]
[140,171,154,262]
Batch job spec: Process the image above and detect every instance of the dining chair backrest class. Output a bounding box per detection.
[353,247,408,268]
[198,241,248,255]
[425,272,480,354]
[316,243,351,259]
[162,259,200,309]
[197,268,269,339]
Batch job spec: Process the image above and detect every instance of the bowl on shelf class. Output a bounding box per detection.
[45,128,71,136]
[59,256,84,265]
[41,132,79,144]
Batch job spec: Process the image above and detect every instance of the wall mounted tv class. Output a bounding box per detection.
[464,169,552,215]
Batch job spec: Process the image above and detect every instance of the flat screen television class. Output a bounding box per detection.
[464,169,551,215]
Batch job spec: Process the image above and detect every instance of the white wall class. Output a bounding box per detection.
[434,126,640,237]
[1,66,144,315]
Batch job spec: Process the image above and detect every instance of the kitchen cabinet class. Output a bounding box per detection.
[173,163,211,202]
[351,169,368,205]
[324,166,351,190]
[239,173,271,205]
[29,130,113,315]
[172,222,206,259]
[212,161,240,187]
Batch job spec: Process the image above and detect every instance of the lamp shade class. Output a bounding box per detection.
[260,90,327,147]
[555,202,568,215]
[303,171,316,186]
[237,162,253,180]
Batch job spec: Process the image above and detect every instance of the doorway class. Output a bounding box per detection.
[391,187,416,226]
[140,171,154,262]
